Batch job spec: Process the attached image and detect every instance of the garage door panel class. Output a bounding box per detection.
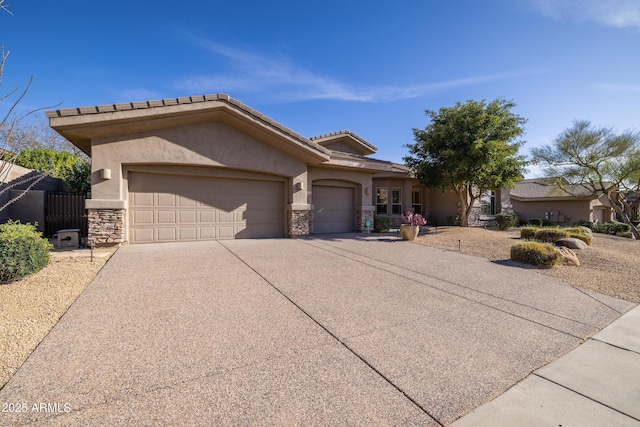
[157,194,177,206]
[157,228,177,241]
[133,210,154,225]
[157,211,177,224]
[179,210,197,223]
[129,172,283,243]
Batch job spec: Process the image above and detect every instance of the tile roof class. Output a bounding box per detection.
[310,130,377,154]
[46,94,325,155]
[511,178,595,199]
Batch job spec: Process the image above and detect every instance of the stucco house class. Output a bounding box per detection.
[504,178,614,225]
[47,94,434,245]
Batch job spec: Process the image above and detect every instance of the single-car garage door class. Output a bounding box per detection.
[313,185,354,233]
[129,172,284,243]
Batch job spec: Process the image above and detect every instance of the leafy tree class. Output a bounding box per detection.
[531,120,640,239]
[404,99,528,226]
[8,148,90,195]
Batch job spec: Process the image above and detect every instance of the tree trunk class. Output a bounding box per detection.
[613,205,640,239]
[609,194,640,239]
[456,189,468,227]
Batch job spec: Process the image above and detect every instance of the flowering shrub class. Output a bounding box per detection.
[401,211,427,226]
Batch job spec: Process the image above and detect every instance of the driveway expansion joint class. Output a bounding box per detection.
[218,241,444,426]
[299,239,593,340]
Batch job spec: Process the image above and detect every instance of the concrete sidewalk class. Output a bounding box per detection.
[451,305,640,426]
[0,235,636,426]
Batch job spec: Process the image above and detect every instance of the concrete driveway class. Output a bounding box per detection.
[0,235,634,426]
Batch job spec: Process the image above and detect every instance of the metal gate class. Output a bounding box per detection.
[45,193,87,237]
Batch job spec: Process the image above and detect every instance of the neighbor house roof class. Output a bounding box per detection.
[510,178,596,200]
[310,130,377,156]
[46,94,331,163]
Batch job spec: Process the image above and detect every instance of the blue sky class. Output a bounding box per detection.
[1,0,639,177]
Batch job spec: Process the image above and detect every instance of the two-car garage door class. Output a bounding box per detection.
[129,172,284,243]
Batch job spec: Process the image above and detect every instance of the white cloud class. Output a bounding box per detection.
[528,0,640,29]
[176,39,522,103]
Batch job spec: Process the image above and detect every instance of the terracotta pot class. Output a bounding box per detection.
[400,224,420,241]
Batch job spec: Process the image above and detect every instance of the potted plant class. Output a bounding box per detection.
[400,211,427,241]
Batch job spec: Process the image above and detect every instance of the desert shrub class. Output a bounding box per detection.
[520,227,538,239]
[495,212,518,230]
[0,221,53,284]
[594,221,631,235]
[541,219,558,227]
[510,241,562,268]
[528,218,543,227]
[567,232,593,246]
[534,228,569,243]
[446,215,460,226]
[575,219,594,229]
[563,227,587,235]
[373,216,390,233]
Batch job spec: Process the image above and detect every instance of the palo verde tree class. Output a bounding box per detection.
[404,98,528,226]
[531,120,640,239]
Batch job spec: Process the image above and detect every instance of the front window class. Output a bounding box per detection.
[480,190,496,216]
[392,188,402,215]
[412,190,422,215]
[376,188,388,215]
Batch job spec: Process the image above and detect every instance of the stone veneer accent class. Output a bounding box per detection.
[88,208,125,246]
[287,209,313,237]
[356,207,375,232]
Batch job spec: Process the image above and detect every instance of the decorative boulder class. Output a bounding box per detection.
[555,246,580,266]
[578,226,593,236]
[555,238,589,250]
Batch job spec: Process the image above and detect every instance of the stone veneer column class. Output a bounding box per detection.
[356,206,376,232]
[287,205,313,237]
[88,209,125,246]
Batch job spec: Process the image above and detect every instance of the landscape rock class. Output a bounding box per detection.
[578,226,593,236]
[555,246,580,266]
[555,238,589,250]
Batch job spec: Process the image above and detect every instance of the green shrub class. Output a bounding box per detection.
[541,219,558,227]
[563,227,586,235]
[593,221,631,235]
[495,213,518,230]
[534,228,569,243]
[510,241,562,268]
[446,215,460,226]
[0,221,53,284]
[528,218,543,227]
[575,219,594,229]
[520,227,537,239]
[373,216,390,233]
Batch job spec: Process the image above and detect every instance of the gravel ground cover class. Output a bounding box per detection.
[415,226,640,304]
[0,247,116,388]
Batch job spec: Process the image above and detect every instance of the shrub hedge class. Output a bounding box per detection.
[511,241,562,268]
[495,213,518,230]
[594,221,631,235]
[520,227,538,239]
[534,228,569,243]
[373,216,390,233]
[0,221,53,284]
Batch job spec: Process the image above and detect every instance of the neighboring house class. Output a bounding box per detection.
[504,178,613,225]
[47,94,433,245]
[0,161,64,232]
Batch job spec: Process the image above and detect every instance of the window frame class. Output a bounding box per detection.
[376,187,388,215]
[480,190,496,216]
[411,189,422,215]
[391,187,402,215]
